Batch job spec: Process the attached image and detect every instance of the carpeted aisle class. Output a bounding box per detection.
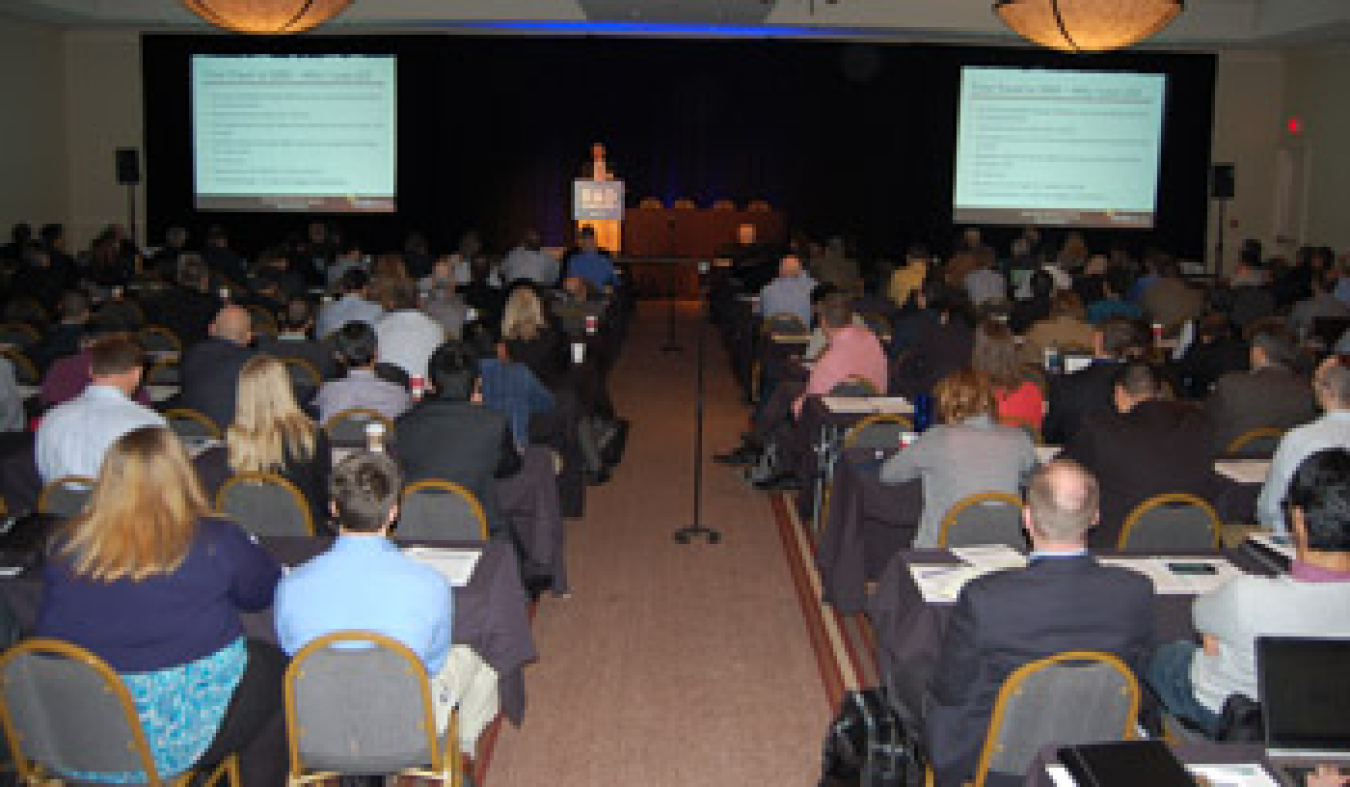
[485,301,831,786]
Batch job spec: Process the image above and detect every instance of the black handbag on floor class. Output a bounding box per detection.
[819,687,924,787]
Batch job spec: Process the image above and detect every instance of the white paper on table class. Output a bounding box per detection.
[909,564,985,603]
[821,396,876,414]
[1044,761,1278,787]
[1097,557,1241,595]
[1214,459,1271,485]
[403,546,483,587]
[950,545,1027,572]
[1247,531,1296,562]
[868,397,915,415]
[1036,445,1063,464]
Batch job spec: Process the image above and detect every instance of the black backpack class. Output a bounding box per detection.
[819,688,924,787]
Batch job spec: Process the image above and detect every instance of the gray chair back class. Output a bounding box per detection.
[0,324,37,348]
[146,359,181,385]
[0,640,160,781]
[38,476,94,519]
[1117,494,1219,552]
[164,407,220,440]
[137,325,181,353]
[842,415,911,450]
[978,652,1139,783]
[938,493,1026,550]
[285,633,441,775]
[764,313,808,336]
[397,481,487,542]
[217,472,315,537]
[324,408,393,448]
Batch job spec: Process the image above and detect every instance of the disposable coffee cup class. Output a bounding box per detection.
[585,315,598,335]
[571,342,586,364]
[365,421,387,453]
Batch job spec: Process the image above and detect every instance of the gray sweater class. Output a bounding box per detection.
[879,415,1037,547]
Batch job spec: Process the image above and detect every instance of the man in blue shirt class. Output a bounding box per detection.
[274,452,499,765]
[564,226,618,291]
[756,254,817,328]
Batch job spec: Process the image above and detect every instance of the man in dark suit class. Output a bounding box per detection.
[394,341,522,536]
[255,296,337,406]
[179,305,256,430]
[1063,360,1220,548]
[924,459,1155,787]
[1042,317,1152,445]
[1204,323,1316,455]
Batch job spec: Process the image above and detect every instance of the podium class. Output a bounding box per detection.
[573,179,624,254]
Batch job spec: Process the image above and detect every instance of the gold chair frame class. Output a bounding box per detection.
[216,471,316,537]
[164,407,222,440]
[936,492,1025,548]
[400,480,488,541]
[1116,492,1221,551]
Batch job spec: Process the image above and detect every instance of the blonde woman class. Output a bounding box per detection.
[37,426,285,784]
[501,283,569,387]
[195,354,332,531]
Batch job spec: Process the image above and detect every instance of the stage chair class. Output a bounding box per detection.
[216,472,315,537]
[0,637,242,786]
[937,492,1026,550]
[1117,493,1220,552]
[284,631,461,786]
[711,199,735,211]
[398,480,488,542]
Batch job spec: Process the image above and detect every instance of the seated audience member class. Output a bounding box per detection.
[1042,318,1152,445]
[0,356,21,434]
[464,323,555,450]
[886,246,928,309]
[314,321,412,425]
[1288,268,1350,344]
[1203,322,1316,455]
[36,335,165,484]
[891,283,975,400]
[922,459,1154,787]
[1141,257,1204,336]
[756,254,817,329]
[501,284,571,390]
[323,238,366,290]
[1008,269,1054,336]
[28,290,89,372]
[274,451,499,767]
[317,268,383,339]
[808,236,860,291]
[202,224,248,286]
[1086,266,1144,324]
[195,355,332,533]
[1147,448,1350,737]
[374,278,445,381]
[1019,290,1095,367]
[1063,360,1217,547]
[880,369,1037,547]
[1173,311,1250,399]
[153,253,222,349]
[180,305,256,430]
[1258,356,1350,532]
[255,296,338,386]
[973,319,1045,432]
[38,315,151,408]
[563,226,618,292]
[36,426,285,784]
[395,341,522,536]
[803,283,868,362]
[499,229,559,287]
[420,260,470,340]
[962,248,1006,307]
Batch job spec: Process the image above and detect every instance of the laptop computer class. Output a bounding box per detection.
[1258,636,1350,766]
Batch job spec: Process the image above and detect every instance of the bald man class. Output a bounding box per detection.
[755,254,817,328]
[179,304,257,429]
[922,460,1155,786]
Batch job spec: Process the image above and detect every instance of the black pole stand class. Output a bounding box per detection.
[126,183,138,247]
[1213,197,1228,276]
[675,262,720,544]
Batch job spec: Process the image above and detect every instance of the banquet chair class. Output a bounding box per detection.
[216,472,315,537]
[138,324,183,353]
[1116,493,1220,552]
[164,406,222,441]
[0,323,39,349]
[146,358,181,385]
[937,492,1026,550]
[323,407,395,448]
[284,632,460,786]
[829,376,880,397]
[0,348,37,386]
[965,651,1139,786]
[398,480,488,542]
[819,414,915,532]
[0,638,241,787]
[763,312,808,336]
[280,357,322,393]
[2,298,49,328]
[1223,427,1286,458]
[37,476,94,519]
[246,306,279,338]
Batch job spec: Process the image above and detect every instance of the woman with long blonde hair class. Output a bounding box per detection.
[195,354,332,531]
[37,426,286,783]
[501,283,569,386]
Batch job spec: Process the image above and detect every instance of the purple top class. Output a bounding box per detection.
[37,517,281,672]
[40,350,151,408]
[1290,559,1350,583]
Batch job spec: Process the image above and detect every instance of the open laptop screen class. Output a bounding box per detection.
[1259,636,1350,755]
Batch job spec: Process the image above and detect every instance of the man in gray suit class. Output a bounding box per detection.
[922,460,1155,786]
[1204,323,1317,455]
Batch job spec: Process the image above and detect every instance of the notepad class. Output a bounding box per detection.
[1046,760,1277,786]
[403,546,483,587]
[1214,459,1271,485]
[1096,556,1240,595]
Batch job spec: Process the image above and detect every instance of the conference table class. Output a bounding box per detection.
[1024,742,1281,786]
[0,535,538,725]
[817,446,1269,615]
[866,546,1273,738]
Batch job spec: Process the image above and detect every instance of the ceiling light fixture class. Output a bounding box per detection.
[994,0,1183,53]
[183,0,351,35]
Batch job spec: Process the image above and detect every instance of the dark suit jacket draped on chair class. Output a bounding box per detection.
[179,338,256,430]
[924,555,1154,787]
[1063,399,1219,548]
[394,398,522,536]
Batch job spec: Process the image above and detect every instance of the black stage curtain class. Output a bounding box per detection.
[142,35,1215,260]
